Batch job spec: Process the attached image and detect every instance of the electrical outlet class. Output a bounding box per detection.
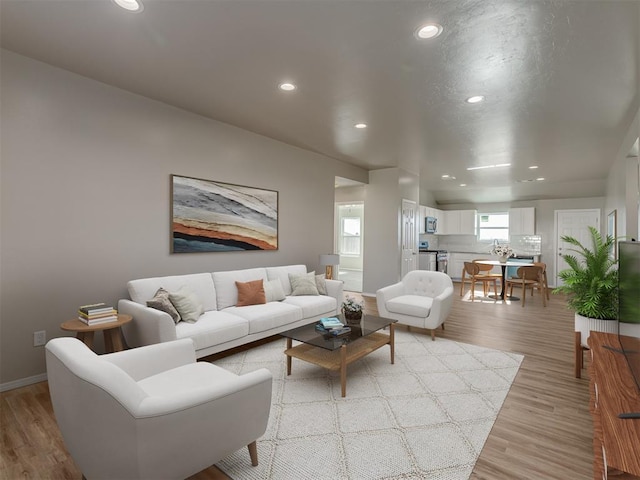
[34,330,46,347]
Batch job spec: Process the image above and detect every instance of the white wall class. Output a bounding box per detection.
[362,168,419,294]
[0,51,368,387]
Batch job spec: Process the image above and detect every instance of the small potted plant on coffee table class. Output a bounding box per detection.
[342,296,364,324]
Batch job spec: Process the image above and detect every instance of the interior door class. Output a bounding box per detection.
[555,209,600,286]
[401,199,417,278]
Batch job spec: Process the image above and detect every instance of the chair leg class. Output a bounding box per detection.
[574,331,582,378]
[521,281,526,307]
[248,441,258,466]
[460,276,465,296]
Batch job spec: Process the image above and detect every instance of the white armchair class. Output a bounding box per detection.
[376,270,454,340]
[45,337,272,480]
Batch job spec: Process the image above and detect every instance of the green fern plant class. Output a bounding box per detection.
[553,226,618,320]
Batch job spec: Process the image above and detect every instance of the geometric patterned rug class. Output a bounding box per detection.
[215,329,524,480]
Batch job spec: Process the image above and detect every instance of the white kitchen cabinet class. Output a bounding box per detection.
[448,253,477,280]
[440,210,477,235]
[418,205,426,233]
[509,207,535,235]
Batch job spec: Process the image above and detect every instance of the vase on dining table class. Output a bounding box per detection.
[500,255,510,263]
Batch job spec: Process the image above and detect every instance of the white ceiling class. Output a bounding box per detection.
[1,0,638,205]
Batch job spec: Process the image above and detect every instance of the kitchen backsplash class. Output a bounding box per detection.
[427,234,542,255]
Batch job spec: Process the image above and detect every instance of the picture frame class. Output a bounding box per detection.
[607,209,617,260]
[171,174,278,253]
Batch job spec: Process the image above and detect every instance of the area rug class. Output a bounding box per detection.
[215,329,524,480]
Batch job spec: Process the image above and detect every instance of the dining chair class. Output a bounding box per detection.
[505,265,547,307]
[533,261,550,300]
[460,262,498,300]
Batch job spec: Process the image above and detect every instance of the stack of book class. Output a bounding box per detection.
[78,303,118,325]
[316,317,351,336]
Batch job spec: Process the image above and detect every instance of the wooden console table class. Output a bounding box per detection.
[588,332,640,479]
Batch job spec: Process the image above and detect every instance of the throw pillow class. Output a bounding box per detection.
[315,274,328,295]
[236,279,267,307]
[264,279,286,302]
[289,271,319,296]
[169,286,204,323]
[146,288,181,324]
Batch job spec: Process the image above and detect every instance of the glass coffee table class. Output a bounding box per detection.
[280,314,396,397]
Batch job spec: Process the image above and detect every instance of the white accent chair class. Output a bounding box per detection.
[376,270,454,340]
[45,337,272,480]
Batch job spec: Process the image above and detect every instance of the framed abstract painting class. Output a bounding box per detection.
[171,175,278,253]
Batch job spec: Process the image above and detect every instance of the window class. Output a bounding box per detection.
[340,217,361,255]
[478,213,509,241]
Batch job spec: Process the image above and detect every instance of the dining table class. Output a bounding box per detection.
[475,259,534,301]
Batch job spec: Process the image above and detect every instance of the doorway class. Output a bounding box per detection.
[555,209,600,286]
[336,203,364,292]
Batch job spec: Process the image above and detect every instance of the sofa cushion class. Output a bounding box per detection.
[283,295,336,318]
[223,302,303,334]
[236,279,266,307]
[169,286,204,323]
[386,295,433,318]
[128,273,217,312]
[175,311,249,350]
[147,288,182,324]
[265,265,307,296]
[213,268,268,310]
[264,279,286,302]
[289,271,319,296]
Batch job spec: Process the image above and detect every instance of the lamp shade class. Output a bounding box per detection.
[319,254,340,266]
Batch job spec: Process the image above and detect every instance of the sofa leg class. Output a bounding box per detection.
[441,323,445,330]
[248,441,258,466]
[431,329,435,341]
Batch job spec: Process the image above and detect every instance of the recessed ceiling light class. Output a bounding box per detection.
[279,83,296,91]
[442,174,450,178]
[466,95,485,104]
[459,184,467,187]
[416,23,443,39]
[112,0,143,12]
[466,163,511,171]
[441,174,456,180]
[536,177,545,181]
[354,123,367,129]
[529,165,539,169]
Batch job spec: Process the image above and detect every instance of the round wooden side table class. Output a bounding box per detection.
[60,314,132,353]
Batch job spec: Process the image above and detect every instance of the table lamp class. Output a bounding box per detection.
[319,254,340,280]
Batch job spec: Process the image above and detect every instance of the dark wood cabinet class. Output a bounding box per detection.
[588,332,640,479]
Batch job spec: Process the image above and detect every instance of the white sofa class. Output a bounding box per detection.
[118,265,343,358]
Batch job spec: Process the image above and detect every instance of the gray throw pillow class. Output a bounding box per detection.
[264,279,286,302]
[147,288,181,324]
[289,271,319,296]
[169,286,204,323]
[315,274,328,295]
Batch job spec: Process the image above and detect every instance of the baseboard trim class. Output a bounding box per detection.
[1,373,48,392]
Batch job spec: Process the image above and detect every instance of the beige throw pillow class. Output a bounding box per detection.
[289,271,319,296]
[169,286,204,323]
[147,288,182,324]
[236,279,266,307]
[315,274,328,295]
[264,279,286,302]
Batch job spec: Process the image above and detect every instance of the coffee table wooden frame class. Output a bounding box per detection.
[284,322,395,397]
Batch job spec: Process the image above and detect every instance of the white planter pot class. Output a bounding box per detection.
[619,322,640,338]
[574,313,618,347]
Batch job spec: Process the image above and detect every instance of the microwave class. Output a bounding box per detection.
[425,216,437,233]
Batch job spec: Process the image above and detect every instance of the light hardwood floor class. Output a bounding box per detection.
[1,284,592,479]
